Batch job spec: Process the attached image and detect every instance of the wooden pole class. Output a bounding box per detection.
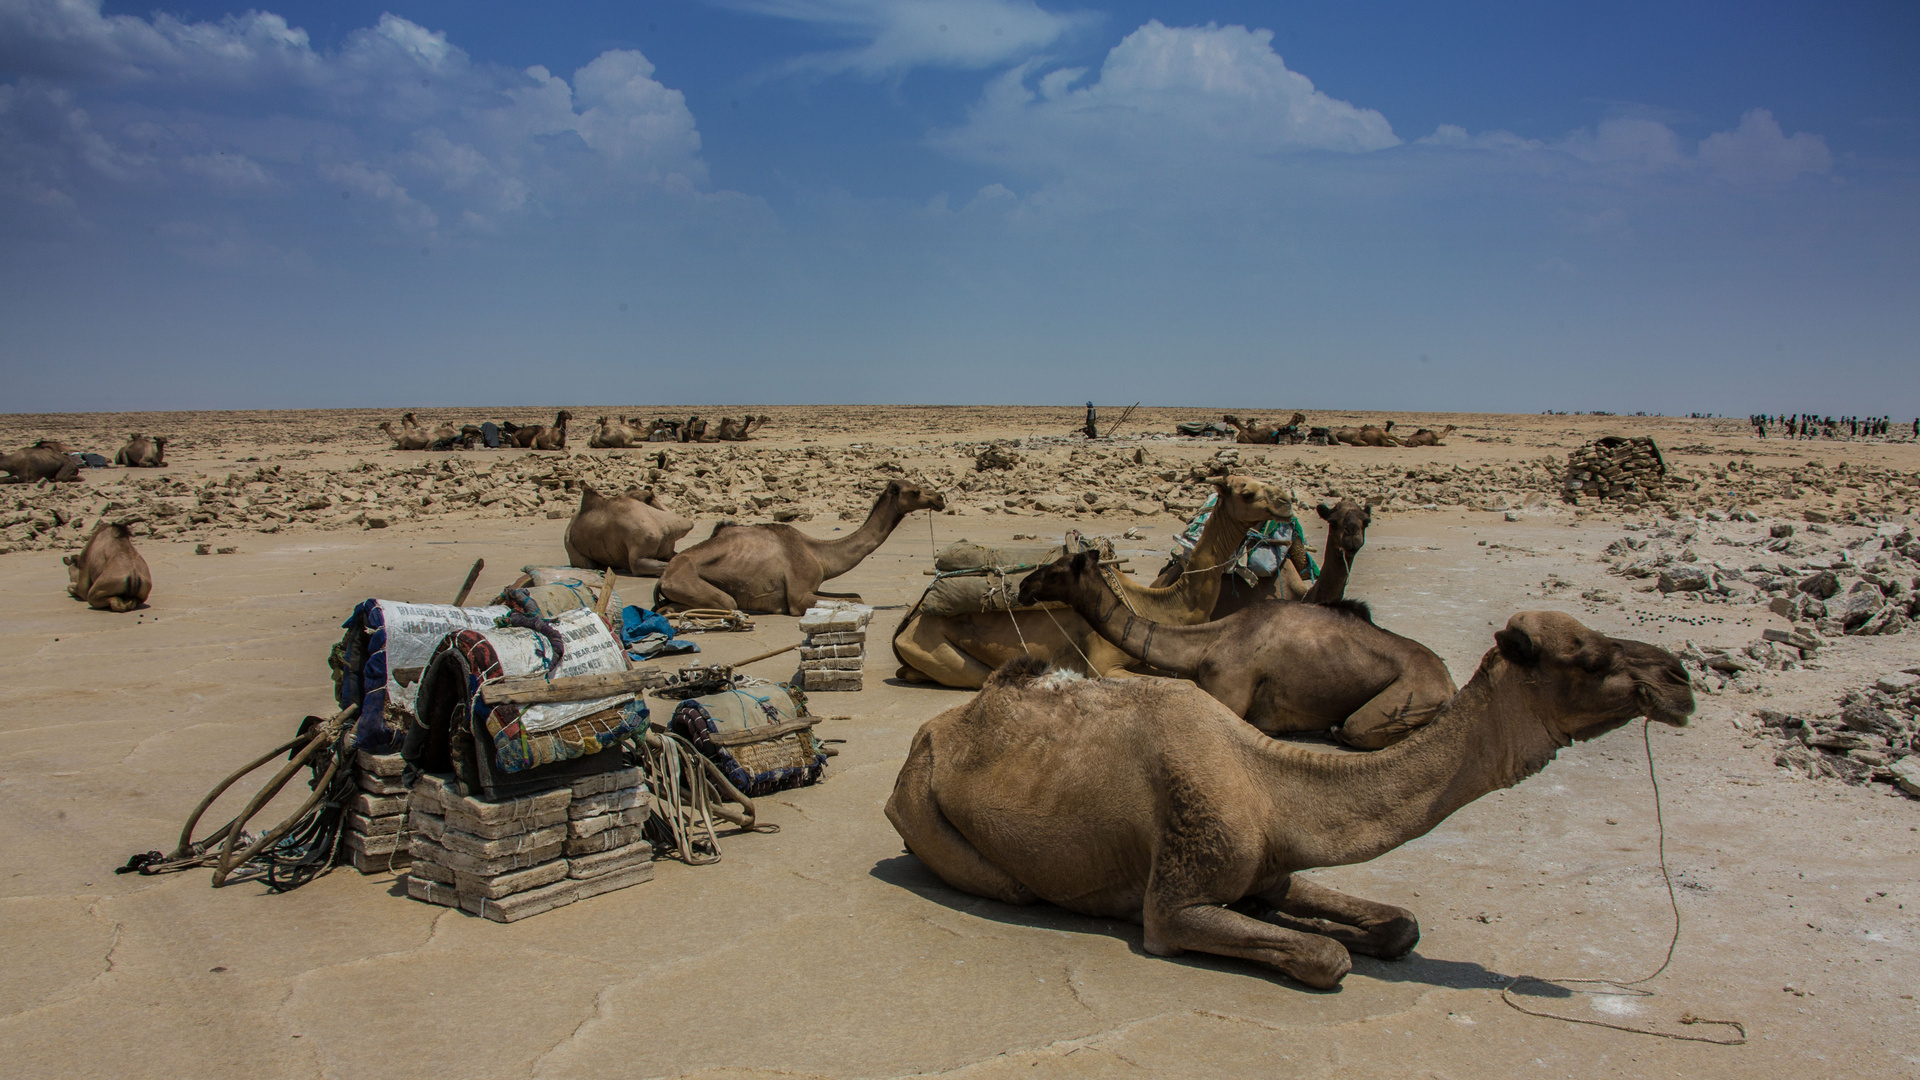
[451,558,485,607]
[594,567,618,617]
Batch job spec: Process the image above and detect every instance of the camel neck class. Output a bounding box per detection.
[809,493,910,579]
[1304,530,1350,603]
[1258,661,1568,869]
[1057,569,1213,674]
[1118,499,1266,620]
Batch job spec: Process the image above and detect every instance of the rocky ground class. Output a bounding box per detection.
[2,405,1918,1079]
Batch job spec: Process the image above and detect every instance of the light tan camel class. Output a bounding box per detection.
[2,445,81,483]
[378,422,431,451]
[1152,497,1370,618]
[891,476,1292,689]
[1019,551,1453,748]
[1222,412,1305,444]
[1333,422,1402,447]
[1399,425,1456,447]
[885,611,1695,989]
[683,415,715,443]
[64,521,152,612]
[115,434,167,467]
[507,411,571,449]
[587,416,643,449]
[564,484,695,577]
[715,415,769,441]
[655,480,947,614]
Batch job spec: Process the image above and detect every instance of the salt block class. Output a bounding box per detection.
[356,771,410,796]
[569,766,645,799]
[411,834,563,876]
[575,863,654,900]
[408,810,445,843]
[356,751,407,777]
[568,787,646,819]
[799,657,862,671]
[803,671,862,691]
[345,811,404,837]
[349,792,408,818]
[442,804,567,841]
[406,876,459,908]
[806,631,866,647]
[568,804,650,839]
[343,830,402,857]
[800,644,862,660]
[454,858,570,901]
[563,824,645,856]
[460,877,581,923]
[439,822,567,860]
[411,773,569,825]
[409,858,454,885]
[348,847,410,874]
[566,841,651,879]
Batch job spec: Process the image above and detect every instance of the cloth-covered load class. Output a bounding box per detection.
[405,607,643,799]
[336,600,511,753]
[1170,493,1316,583]
[497,565,626,620]
[668,683,824,797]
[917,540,1066,618]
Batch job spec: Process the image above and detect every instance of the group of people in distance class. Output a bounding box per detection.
[1750,414,1914,440]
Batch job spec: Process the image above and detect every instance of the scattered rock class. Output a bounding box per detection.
[1658,564,1711,593]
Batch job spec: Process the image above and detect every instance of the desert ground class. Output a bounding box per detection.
[2,405,1917,1079]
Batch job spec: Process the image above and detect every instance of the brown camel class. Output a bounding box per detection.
[1151,497,1370,618]
[33,439,75,454]
[564,484,696,577]
[655,480,947,614]
[682,415,715,443]
[508,410,571,450]
[1333,422,1402,447]
[587,416,643,449]
[647,418,680,442]
[64,521,152,612]
[1222,412,1305,444]
[378,421,431,451]
[1018,550,1452,748]
[715,415,769,441]
[885,611,1694,989]
[1,445,81,483]
[891,476,1292,689]
[115,434,168,467]
[1399,425,1456,447]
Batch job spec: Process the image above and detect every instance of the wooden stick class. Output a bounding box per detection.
[451,558,485,607]
[594,567,617,617]
[734,640,801,667]
[481,668,670,705]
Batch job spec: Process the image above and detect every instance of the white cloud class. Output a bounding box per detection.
[1697,108,1831,184]
[717,0,1093,77]
[934,20,1399,188]
[0,1,713,238]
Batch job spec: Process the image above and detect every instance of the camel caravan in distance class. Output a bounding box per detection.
[377,410,772,451]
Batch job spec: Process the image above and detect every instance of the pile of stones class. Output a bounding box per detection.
[1563,436,1667,506]
[340,751,412,874]
[405,769,653,923]
[1754,670,1920,794]
[796,602,871,692]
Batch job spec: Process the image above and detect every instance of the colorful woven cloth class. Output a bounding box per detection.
[1171,493,1317,580]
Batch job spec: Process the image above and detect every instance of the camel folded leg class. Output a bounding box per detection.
[1335,682,1447,750]
[1237,876,1418,960]
[1143,900,1352,989]
[627,557,670,577]
[893,615,998,689]
[885,736,1037,907]
[657,564,739,611]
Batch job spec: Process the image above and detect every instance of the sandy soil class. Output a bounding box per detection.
[2,406,1918,1079]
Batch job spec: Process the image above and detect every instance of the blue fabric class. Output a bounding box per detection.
[620,605,698,659]
[339,599,398,752]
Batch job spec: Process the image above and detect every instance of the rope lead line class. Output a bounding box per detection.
[1498,719,1747,1045]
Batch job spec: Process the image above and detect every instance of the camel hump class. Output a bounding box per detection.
[984,655,1051,689]
[1319,598,1373,623]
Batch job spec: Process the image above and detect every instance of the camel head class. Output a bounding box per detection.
[378,422,395,435]
[884,479,946,515]
[555,410,573,426]
[1211,475,1291,528]
[1491,611,1694,743]
[1287,412,1306,427]
[1016,550,1097,607]
[1222,414,1244,429]
[1316,498,1371,560]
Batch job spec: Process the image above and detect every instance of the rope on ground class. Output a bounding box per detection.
[1497,719,1747,1045]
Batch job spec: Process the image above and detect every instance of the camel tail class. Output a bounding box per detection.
[984,655,1051,689]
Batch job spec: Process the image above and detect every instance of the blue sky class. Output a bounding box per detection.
[3,1,1916,413]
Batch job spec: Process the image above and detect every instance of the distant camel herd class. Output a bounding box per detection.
[1221,413,1456,447]
[375,410,772,451]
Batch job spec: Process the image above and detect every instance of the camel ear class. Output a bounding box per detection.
[1496,626,1541,666]
[1316,502,1333,520]
[1069,550,1093,574]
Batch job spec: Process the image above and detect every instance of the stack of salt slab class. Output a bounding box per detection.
[341,751,412,873]
[797,602,872,692]
[405,768,653,922]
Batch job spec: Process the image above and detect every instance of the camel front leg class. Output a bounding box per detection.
[885,732,1038,906]
[656,563,739,611]
[1239,876,1419,960]
[1144,900,1352,989]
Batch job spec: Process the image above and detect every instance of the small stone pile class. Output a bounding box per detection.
[405,770,654,922]
[797,602,872,692]
[341,751,412,873]
[1754,669,1920,795]
[1563,436,1667,506]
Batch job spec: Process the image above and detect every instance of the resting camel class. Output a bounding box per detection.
[655,480,947,614]
[885,611,1695,989]
[378,422,431,451]
[564,484,696,577]
[33,439,76,454]
[508,410,571,450]
[64,520,152,612]
[1333,422,1402,447]
[715,415,769,441]
[1019,551,1452,748]
[1151,497,1371,618]
[647,418,680,442]
[891,476,1292,689]
[1223,412,1305,445]
[681,415,714,443]
[401,412,423,430]
[1399,425,1456,447]
[587,416,643,449]
[1,445,80,483]
[115,434,167,467]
